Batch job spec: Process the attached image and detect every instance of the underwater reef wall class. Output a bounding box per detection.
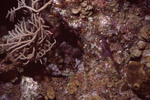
[0,0,150,100]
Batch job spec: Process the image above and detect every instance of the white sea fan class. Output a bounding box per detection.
[1,0,55,64]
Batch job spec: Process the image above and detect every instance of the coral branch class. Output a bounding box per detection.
[6,0,53,21]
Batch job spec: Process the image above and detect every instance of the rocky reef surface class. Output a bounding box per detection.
[0,0,150,100]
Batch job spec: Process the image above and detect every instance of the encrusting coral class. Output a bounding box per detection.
[0,0,56,64]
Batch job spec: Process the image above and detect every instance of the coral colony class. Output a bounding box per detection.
[1,0,56,64]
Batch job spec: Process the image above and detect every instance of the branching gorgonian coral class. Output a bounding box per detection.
[0,0,56,64]
[6,0,53,21]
